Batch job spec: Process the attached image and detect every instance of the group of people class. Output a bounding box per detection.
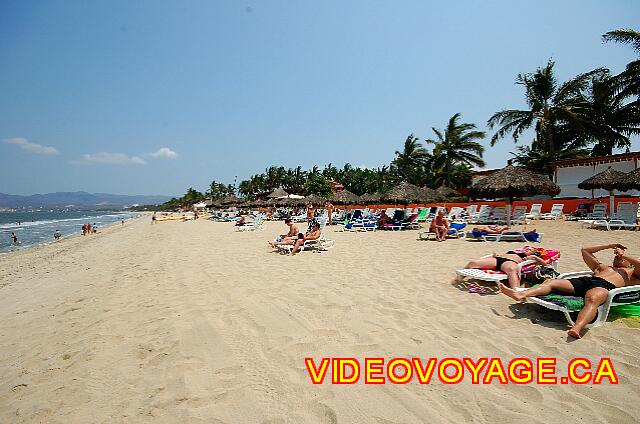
[268,218,322,256]
[82,223,97,235]
[462,243,640,339]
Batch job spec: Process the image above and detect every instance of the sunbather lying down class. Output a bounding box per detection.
[473,225,511,234]
[500,243,640,339]
[269,222,321,256]
[463,247,548,288]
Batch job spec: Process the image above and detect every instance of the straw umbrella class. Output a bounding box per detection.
[383,182,438,204]
[220,194,243,206]
[267,188,289,198]
[330,189,360,205]
[436,185,459,199]
[620,168,640,192]
[304,194,328,206]
[578,167,630,217]
[470,164,560,225]
[359,192,382,205]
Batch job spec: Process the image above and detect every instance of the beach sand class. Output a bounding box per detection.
[1,216,639,423]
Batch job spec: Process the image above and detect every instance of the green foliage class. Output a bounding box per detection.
[303,174,334,197]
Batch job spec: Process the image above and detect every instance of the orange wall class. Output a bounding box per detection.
[341,196,639,213]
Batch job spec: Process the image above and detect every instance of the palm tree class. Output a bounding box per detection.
[487,60,604,157]
[577,72,639,156]
[425,113,485,186]
[391,134,431,185]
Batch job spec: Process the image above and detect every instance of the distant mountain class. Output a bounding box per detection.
[0,191,173,209]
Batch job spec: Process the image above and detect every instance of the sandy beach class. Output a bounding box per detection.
[1,216,639,423]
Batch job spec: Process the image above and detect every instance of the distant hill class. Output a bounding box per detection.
[0,191,173,209]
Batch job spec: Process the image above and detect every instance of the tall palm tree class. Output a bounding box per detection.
[487,60,605,157]
[578,73,639,156]
[425,113,485,186]
[392,134,431,185]
[602,28,640,110]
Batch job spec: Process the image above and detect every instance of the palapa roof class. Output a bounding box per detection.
[359,192,382,204]
[436,185,459,198]
[267,188,289,198]
[220,194,243,205]
[382,182,439,204]
[620,168,640,191]
[304,194,328,205]
[330,189,360,205]
[577,167,631,192]
[470,165,560,199]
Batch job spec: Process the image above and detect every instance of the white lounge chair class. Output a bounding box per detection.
[525,203,542,220]
[236,216,264,231]
[581,204,608,228]
[511,205,528,225]
[593,202,639,231]
[522,271,640,329]
[540,203,564,220]
[455,248,560,284]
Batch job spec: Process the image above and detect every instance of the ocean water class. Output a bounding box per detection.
[0,210,141,253]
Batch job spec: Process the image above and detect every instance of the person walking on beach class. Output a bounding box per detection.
[152,212,157,224]
[10,232,18,245]
[500,243,640,339]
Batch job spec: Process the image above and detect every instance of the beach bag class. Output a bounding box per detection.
[526,266,560,284]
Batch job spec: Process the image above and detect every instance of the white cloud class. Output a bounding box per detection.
[149,147,178,159]
[4,137,59,155]
[69,152,146,165]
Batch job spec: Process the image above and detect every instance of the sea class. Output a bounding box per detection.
[0,210,141,253]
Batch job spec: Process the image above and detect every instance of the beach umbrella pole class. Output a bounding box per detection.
[609,191,615,218]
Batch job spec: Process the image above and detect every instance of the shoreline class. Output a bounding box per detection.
[0,212,145,257]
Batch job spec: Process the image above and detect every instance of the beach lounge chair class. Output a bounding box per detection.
[580,204,608,228]
[521,271,640,329]
[471,206,492,224]
[465,204,478,215]
[592,202,639,231]
[511,205,528,225]
[383,210,406,231]
[236,216,264,231]
[540,203,564,220]
[418,222,466,240]
[455,247,560,284]
[525,204,542,220]
[278,218,334,253]
[415,208,429,223]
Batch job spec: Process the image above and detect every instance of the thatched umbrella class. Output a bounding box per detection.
[578,167,629,217]
[383,182,438,204]
[220,194,243,206]
[330,189,360,205]
[359,192,382,205]
[267,188,289,198]
[470,164,560,225]
[436,185,459,199]
[620,168,640,192]
[304,194,328,206]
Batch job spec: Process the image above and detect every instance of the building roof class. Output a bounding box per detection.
[550,152,640,168]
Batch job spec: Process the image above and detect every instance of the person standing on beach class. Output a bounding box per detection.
[152,212,157,224]
[325,201,334,225]
[87,223,92,234]
[10,232,18,245]
[306,202,314,225]
[54,230,61,241]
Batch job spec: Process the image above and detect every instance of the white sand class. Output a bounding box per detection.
[1,217,639,423]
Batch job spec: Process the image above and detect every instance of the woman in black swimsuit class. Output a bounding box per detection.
[464,247,548,289]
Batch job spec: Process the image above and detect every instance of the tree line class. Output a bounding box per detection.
[163,28,639,208]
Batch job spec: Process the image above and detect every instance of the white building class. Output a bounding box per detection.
[550,152,640,198]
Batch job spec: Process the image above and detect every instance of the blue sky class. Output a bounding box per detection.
[1,0,638,196]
